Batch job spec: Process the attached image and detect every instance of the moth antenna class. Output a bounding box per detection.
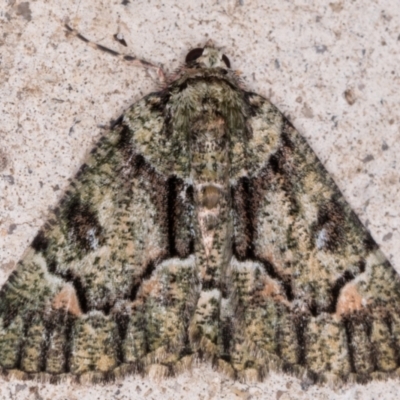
[64,23,166,84]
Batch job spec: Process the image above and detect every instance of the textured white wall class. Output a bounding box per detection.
[1,0,400,398]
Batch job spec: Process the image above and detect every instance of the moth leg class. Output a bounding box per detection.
[64,23,166,84]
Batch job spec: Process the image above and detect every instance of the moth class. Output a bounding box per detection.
[1,27,400,386]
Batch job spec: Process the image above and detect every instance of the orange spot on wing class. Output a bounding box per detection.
[336,283,364,316]
[52,284,82,316]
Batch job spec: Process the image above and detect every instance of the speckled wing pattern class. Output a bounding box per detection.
[1,45,400,385]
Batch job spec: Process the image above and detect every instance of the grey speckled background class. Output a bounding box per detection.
[1,0,400,399]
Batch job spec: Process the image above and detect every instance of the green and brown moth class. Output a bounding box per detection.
[0,29,399,385]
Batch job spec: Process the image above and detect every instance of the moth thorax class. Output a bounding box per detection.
[191,117,230,183]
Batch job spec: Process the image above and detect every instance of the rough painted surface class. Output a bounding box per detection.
[1,0,400,398]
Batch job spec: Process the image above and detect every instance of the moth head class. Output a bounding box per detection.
[185,43,231,69]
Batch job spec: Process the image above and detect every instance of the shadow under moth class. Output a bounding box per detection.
[1,29,400,386]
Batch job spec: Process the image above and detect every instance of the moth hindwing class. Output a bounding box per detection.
[1,32,400,385]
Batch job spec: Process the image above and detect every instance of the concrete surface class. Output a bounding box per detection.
[1,0,400,398]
